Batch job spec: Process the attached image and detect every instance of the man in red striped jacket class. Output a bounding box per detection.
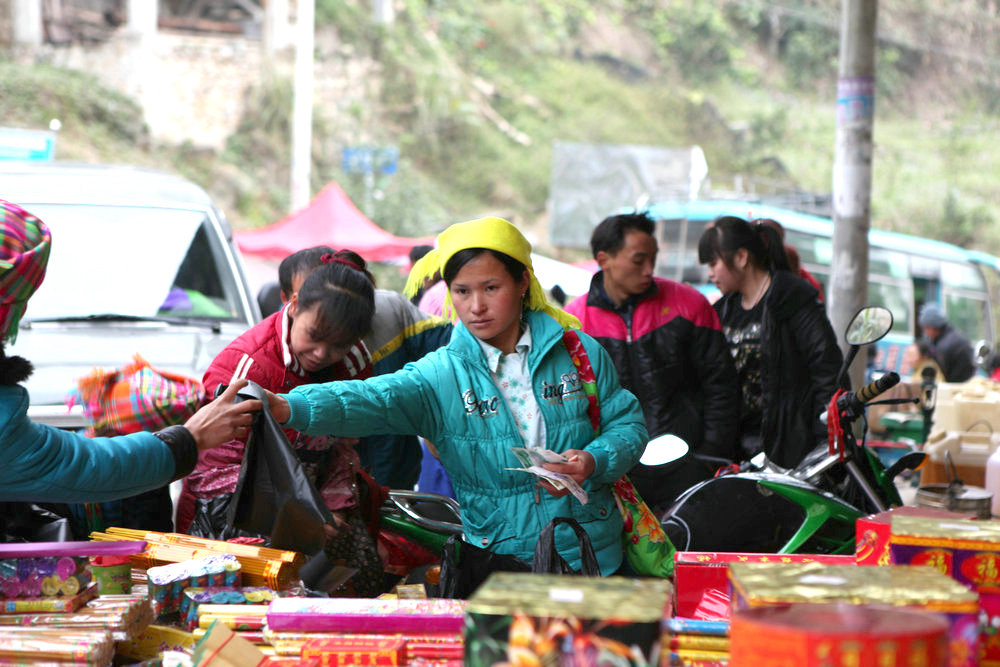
[565,212,739,512]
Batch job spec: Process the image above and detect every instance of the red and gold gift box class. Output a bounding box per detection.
[730,602,949,666]
[856,505,977,566]
[301,636,406,666]
[729,561,981,666]
[889,515,1000,665]
[673,551,855,620]
[889,515,1000,588]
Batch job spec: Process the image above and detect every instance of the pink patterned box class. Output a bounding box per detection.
[266,597,466,634]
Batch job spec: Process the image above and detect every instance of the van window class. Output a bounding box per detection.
[21,204,247,323]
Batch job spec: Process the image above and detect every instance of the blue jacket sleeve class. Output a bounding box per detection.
[1,415,182,504]
[284,361,440,441]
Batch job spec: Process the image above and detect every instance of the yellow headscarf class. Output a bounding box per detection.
[404,216,580,331]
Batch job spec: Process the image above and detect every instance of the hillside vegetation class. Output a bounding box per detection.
[3,0,1000,260]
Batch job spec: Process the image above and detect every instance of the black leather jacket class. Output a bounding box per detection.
[715,270,843,469]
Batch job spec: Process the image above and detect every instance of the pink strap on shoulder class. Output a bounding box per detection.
[562,330,601,436]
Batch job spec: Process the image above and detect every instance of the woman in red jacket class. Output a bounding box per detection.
[184,250,383,595]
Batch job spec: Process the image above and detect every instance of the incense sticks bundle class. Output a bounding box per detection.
[90,528,305,590]
[0,593,154,641]
[0,627,114,663]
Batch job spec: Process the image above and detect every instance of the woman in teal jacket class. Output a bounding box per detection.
[266,217,648,575]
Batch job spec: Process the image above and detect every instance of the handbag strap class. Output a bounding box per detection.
[533,516,601,576]
[562,329,601,436]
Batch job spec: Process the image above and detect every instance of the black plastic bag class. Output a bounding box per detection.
[438,516,601,599]
[0,503,72,543]
[438,535,531,599]
[532,516,601,576]
[226,381,333,555]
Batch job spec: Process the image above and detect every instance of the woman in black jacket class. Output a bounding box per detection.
[698,216,843,469]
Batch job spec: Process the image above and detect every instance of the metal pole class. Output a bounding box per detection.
[831,0,877,387]
[263,0,291,54]
[12,0,43,52]
[290,0,315,212]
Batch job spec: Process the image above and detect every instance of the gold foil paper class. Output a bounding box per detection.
[729,562,978,613]
[465,573,673,620]
[891,515,1000,547]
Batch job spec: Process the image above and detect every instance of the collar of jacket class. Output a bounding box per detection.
[584,271,659,313]
[449,309,566,369]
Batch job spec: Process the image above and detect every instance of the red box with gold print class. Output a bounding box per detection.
[889,516,1000,666]
[856,506,976,566]
[672,552,855,620]
[889,516,1000,589]
[301,636,406,666]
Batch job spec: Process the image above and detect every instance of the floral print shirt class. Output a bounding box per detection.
[476,322,547,450]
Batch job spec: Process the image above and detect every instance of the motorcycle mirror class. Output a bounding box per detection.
[845,306,893,346]
[640,434,689,467]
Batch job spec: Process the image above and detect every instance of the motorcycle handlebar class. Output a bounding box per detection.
[856,371,900,403]
[838,371,901,415]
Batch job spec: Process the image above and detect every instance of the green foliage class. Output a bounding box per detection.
[782,25,839,88]
[0,60,147,152]
[939,188,995,250]
[315,0,368,38]
[634,0,743,80]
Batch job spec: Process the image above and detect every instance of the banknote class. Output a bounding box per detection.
[507,447,587,504]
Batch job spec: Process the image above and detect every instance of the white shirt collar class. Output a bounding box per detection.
[476,321,532,374]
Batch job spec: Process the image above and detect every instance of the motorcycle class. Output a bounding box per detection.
[659,305,928,555]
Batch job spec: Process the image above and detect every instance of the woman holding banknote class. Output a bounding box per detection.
[263,216,648,576]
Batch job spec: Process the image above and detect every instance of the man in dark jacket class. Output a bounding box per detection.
[565,213,739,512]
[918,303,975,383]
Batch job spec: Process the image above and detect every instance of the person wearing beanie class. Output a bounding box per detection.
[918,303,975,383]
[263,216,648,577]
[0,199,261,503]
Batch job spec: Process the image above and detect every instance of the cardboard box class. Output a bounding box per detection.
[464,572,672,667]
[856,506,977,566]
[673,551,855,619]
[729,561,981,666]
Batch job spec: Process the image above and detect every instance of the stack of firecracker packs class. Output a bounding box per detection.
[9,504,1000,666]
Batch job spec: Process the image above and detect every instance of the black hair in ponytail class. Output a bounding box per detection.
[697,215,790,272]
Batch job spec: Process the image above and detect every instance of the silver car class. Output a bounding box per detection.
[1,161,260,429]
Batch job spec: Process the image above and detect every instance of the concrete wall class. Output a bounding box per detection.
[3,8,382,152]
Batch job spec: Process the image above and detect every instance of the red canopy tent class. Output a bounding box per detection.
[235,181,435,263]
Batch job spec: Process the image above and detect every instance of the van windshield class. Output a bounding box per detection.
[21,204,246,322]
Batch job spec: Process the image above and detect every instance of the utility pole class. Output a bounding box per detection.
[290,0,315,212]
[830,0,877,384]
[372,0,395,25]
[12,0,43,59]
[263,0,291,55]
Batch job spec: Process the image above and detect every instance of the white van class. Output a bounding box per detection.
[1,161,260,428]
